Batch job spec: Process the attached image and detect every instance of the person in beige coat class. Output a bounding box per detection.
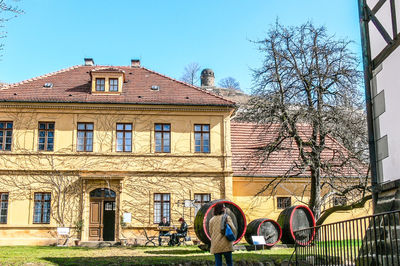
[209,203,237,266]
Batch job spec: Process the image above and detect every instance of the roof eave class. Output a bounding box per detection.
[0,99,236,108]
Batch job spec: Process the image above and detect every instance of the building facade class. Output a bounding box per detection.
[0,59,235,245]
[230,122,372,224]
[0,61,371,245]
[359,0,400,213]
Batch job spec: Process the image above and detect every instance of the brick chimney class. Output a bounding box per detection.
[84,58,94,66]
[131,59,140,67]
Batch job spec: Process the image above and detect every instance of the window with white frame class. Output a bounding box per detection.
[33,192,51,224]
[116,123,132,152]
[0,192,8,224]
[154,193,170,223]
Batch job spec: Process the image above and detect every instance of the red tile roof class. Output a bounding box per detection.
[0,65,235,107]
[231,122,366,178]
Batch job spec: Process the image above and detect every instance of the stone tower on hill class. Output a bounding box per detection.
[200,68,250,106]
[200,68,215,87]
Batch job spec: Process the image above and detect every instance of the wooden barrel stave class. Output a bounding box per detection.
[277,205,316,245]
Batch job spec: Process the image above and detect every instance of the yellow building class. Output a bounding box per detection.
[230,122,372,225]
[0,59,235,245]
[0,59,370,246]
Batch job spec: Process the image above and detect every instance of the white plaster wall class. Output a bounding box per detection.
[375,48,400,182]
[369,0,400,182]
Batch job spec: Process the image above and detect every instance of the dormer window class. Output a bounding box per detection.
[109,78,118,92]
[96,78,105,91]
[90,67,125,94]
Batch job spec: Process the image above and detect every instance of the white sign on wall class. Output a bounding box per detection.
[184,200,195,208]
[57,227,70,235]
[123,212,132,223]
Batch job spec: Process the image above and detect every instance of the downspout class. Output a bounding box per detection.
[358,0,378,211]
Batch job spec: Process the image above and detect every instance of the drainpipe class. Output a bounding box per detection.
[358,0,378,211]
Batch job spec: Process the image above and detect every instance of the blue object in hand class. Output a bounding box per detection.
[225,224,236,242]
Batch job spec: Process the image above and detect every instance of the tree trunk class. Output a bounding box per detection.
[309,168,321,221]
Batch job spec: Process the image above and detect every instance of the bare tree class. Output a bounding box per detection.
[1,0,24,57]
[218,77,241,91]
[180,62,201,86]
[238,21,370,223]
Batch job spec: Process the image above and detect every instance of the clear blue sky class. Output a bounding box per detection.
[1,0,361,92]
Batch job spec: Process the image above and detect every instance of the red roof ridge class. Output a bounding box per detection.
[139,66,236,106]
[1,65,81,90]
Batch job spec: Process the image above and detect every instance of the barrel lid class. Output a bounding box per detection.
[289,205,316,246]
[202,199,247,245]
[256,219,282,246]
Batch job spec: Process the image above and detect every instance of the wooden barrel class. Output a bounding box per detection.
[277,205,316,245]
[244,218,282,247]
[194,199,247,245]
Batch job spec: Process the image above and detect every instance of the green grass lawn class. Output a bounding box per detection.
[0,245,294,265]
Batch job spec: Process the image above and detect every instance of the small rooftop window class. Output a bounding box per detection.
[90,68,124,94]
[151,85,160,91]
[43,83,53,88]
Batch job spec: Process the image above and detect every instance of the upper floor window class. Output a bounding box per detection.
[155,124,170,153]
[116,123,132,152]
[91,68,125,94]
[0,122,13,151]
[109,78,119,92]
[77,123,93,152]
[95,78,105,91]
[154,193,170,223]
[0,192,8,224]
[277,197,291,209]
[194,124,210,153]
[33,192,51,224]
[38,122,55,151]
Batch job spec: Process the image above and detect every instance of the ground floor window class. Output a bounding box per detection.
[277,196,291,209]
[0,192,8,224]
[194,193,211,215]
[33,192,51,224]
[154,193,170,223]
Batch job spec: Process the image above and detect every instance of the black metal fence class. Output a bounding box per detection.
[292,210,400,265]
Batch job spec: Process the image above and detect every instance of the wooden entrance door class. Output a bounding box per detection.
[89,200,103,240]
[89,188,116,241]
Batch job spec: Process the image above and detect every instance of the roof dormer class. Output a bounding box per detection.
[90,67,125,94]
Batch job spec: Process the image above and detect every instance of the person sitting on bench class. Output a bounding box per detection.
[169,217,188,246]
[158,216,170,246]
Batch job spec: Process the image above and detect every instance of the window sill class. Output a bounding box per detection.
[91,91,121,95]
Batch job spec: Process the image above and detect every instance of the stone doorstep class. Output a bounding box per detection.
[79,241,119,248]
